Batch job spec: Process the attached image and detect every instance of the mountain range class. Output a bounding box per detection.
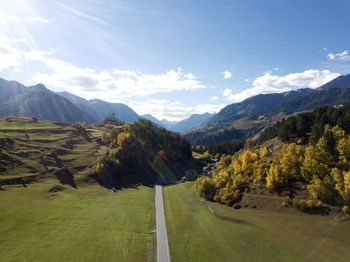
[0,78,210,132]
[1,74,350,144]
[184,73,350,145]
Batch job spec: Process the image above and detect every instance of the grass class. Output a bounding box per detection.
[210,196,350,262]
[0,180,156,262]
[0,116,109,185]
[0,117,61,130]
[163,182,303,262]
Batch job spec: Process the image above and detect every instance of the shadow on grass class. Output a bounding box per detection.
[54,167,77,189]
[302,205,331,216]
[88,172,155,191]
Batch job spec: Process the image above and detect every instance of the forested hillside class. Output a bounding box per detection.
[196,105,350,215]
[92,119,192,187]
[258,104,350,143]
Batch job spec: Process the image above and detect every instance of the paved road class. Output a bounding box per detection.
[155,185,171,262]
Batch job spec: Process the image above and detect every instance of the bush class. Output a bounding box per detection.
[293,199,320,211]
[343,205,349,214]
[195,177,216,200]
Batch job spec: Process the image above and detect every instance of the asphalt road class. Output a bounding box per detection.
[155,185,171,262]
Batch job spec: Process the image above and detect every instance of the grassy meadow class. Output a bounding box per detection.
[0,116,108,184]
[163,182,303,262]
[0,116,156,261]
[0,180,156,262]
[210,195,350,262]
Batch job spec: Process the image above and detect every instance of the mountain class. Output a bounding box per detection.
[0,78,140,124]
[160,119,178,129]
[184,73,350,145]
[58,92,140,122]
[0,78,96,123]
[170,113,213,133]
[88,99,140,122]
[141,114,166,128]
[208,88,312,125]
[318,74,350,90]
[141,113,213,133]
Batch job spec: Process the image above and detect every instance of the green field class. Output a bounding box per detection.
[163,182,303,262]
[210,196,350,262]
[0,180,155,262]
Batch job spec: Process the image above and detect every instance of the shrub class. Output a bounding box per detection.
[293,199,320,211]
[195,176,216,200]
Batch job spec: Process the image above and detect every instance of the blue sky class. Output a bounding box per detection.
[0,0,349,120]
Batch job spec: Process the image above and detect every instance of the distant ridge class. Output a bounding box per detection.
[184,73,350,145]
[0,77,141,124]
[58,92,140,123]
[0,78,96,123]
[170,113,213,133]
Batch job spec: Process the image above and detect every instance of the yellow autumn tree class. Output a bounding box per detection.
[337,136,350,168]
[240,149,257,176]
[266,162,283,190]
[344,171,350,203]
[316,136,333,166]
[280,143,302,180]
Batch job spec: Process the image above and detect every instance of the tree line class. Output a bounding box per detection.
[258,104,350,144]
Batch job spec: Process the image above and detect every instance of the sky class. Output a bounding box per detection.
[0,0,349,121]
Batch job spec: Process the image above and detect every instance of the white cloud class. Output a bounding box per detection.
[129,99,225,121]
[223,69,340,103]
[0,36,27,71]
[244,78,249,82]
[0,35,205,99]
[210,96,218,101]
[223,71,233,79]
[327,50,350,62]
[223,88,232,97]
[33,65,205,99]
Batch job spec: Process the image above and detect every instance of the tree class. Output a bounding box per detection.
[307,176,336,204]
[337,136,350,168]
[266,163,283,190]
[316,137,333,166]
[280,143,302,180]
[195,176,216,200]
[331,168,345,198]
[301,146,321,181]
[240,149,257,176]
[344,171,350,203]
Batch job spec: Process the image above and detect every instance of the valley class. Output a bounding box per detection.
[2,76,350,262]
[1,1,350,261]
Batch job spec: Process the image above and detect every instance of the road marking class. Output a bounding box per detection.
[155,185,171,262]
